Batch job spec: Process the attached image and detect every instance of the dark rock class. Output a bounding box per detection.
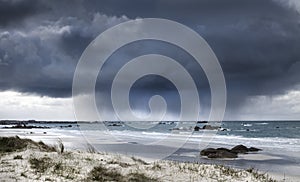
[208,150,238,158]
[219,128,228,131]
[108,123,122,127]
[200,148,237,158]
[231,145,249,154]
[200,148,216,156]
[248,147,262,152]
[4,125,50,129]
[194,126,201,131]
[197,121,208,124]
[60,125,73,128]
[217,148,231,152]
[201,145,262,159]
[202,125,220,130]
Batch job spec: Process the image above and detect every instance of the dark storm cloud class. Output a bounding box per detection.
[0,11,128,97]
[0,0,46,27]
[0,0,300,118]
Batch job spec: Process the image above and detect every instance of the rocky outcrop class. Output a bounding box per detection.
[200,148,237,158]
[230,145,262,153]
[202,125,220,130]
[194,125,228,131]
[60,125,73,128]
[194,126,201,131]
[248,147,261,152]
[200,145,262,159]
[231,145,249,154]
[197,121,208,124]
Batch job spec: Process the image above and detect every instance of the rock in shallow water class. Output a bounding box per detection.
[200,145,262,159]
[231,145,249,154]
[208,150,238,158]
[200,148,237,158]
[248,147,262,152]
[202,125,220,130]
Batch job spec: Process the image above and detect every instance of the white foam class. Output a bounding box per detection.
[254,122,269,125]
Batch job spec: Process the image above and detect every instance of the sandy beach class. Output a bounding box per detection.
[0,136,280,182]
[1,125,300,177]
[1,124,300,181]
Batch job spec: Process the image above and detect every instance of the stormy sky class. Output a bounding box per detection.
[0,0,300,121]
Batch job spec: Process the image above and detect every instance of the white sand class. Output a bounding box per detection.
[238,153,282,161]
[0,147,277,182]
[269,172,300,182]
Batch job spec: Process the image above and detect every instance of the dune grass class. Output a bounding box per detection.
[29,156,53,173]
[0,136,55,153]
[86,165,123,181]
[86,165,158,182]
[127,171,159,182]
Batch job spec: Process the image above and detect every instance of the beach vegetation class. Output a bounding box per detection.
[86,165,123,181]
[0,136,278,182]
[85,157,92,161]
[0,136,55,153]
[0,136,30,153]
[86,143,96,153]
[107,159,131,167]
[20,172,27,177]
[151,162,162,170]
[57,138,64,154]
[127,171,159,182]
[29,156,52,173]
[13,155,23,159]
[53,161,77,179]
[131,156,148,165]
[86,165,158,182]
[246,167,277,182]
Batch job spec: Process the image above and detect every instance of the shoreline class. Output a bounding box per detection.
[0,128,300,181]
[0,136,279,182]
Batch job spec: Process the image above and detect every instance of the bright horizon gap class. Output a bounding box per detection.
[0,90,300,121]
